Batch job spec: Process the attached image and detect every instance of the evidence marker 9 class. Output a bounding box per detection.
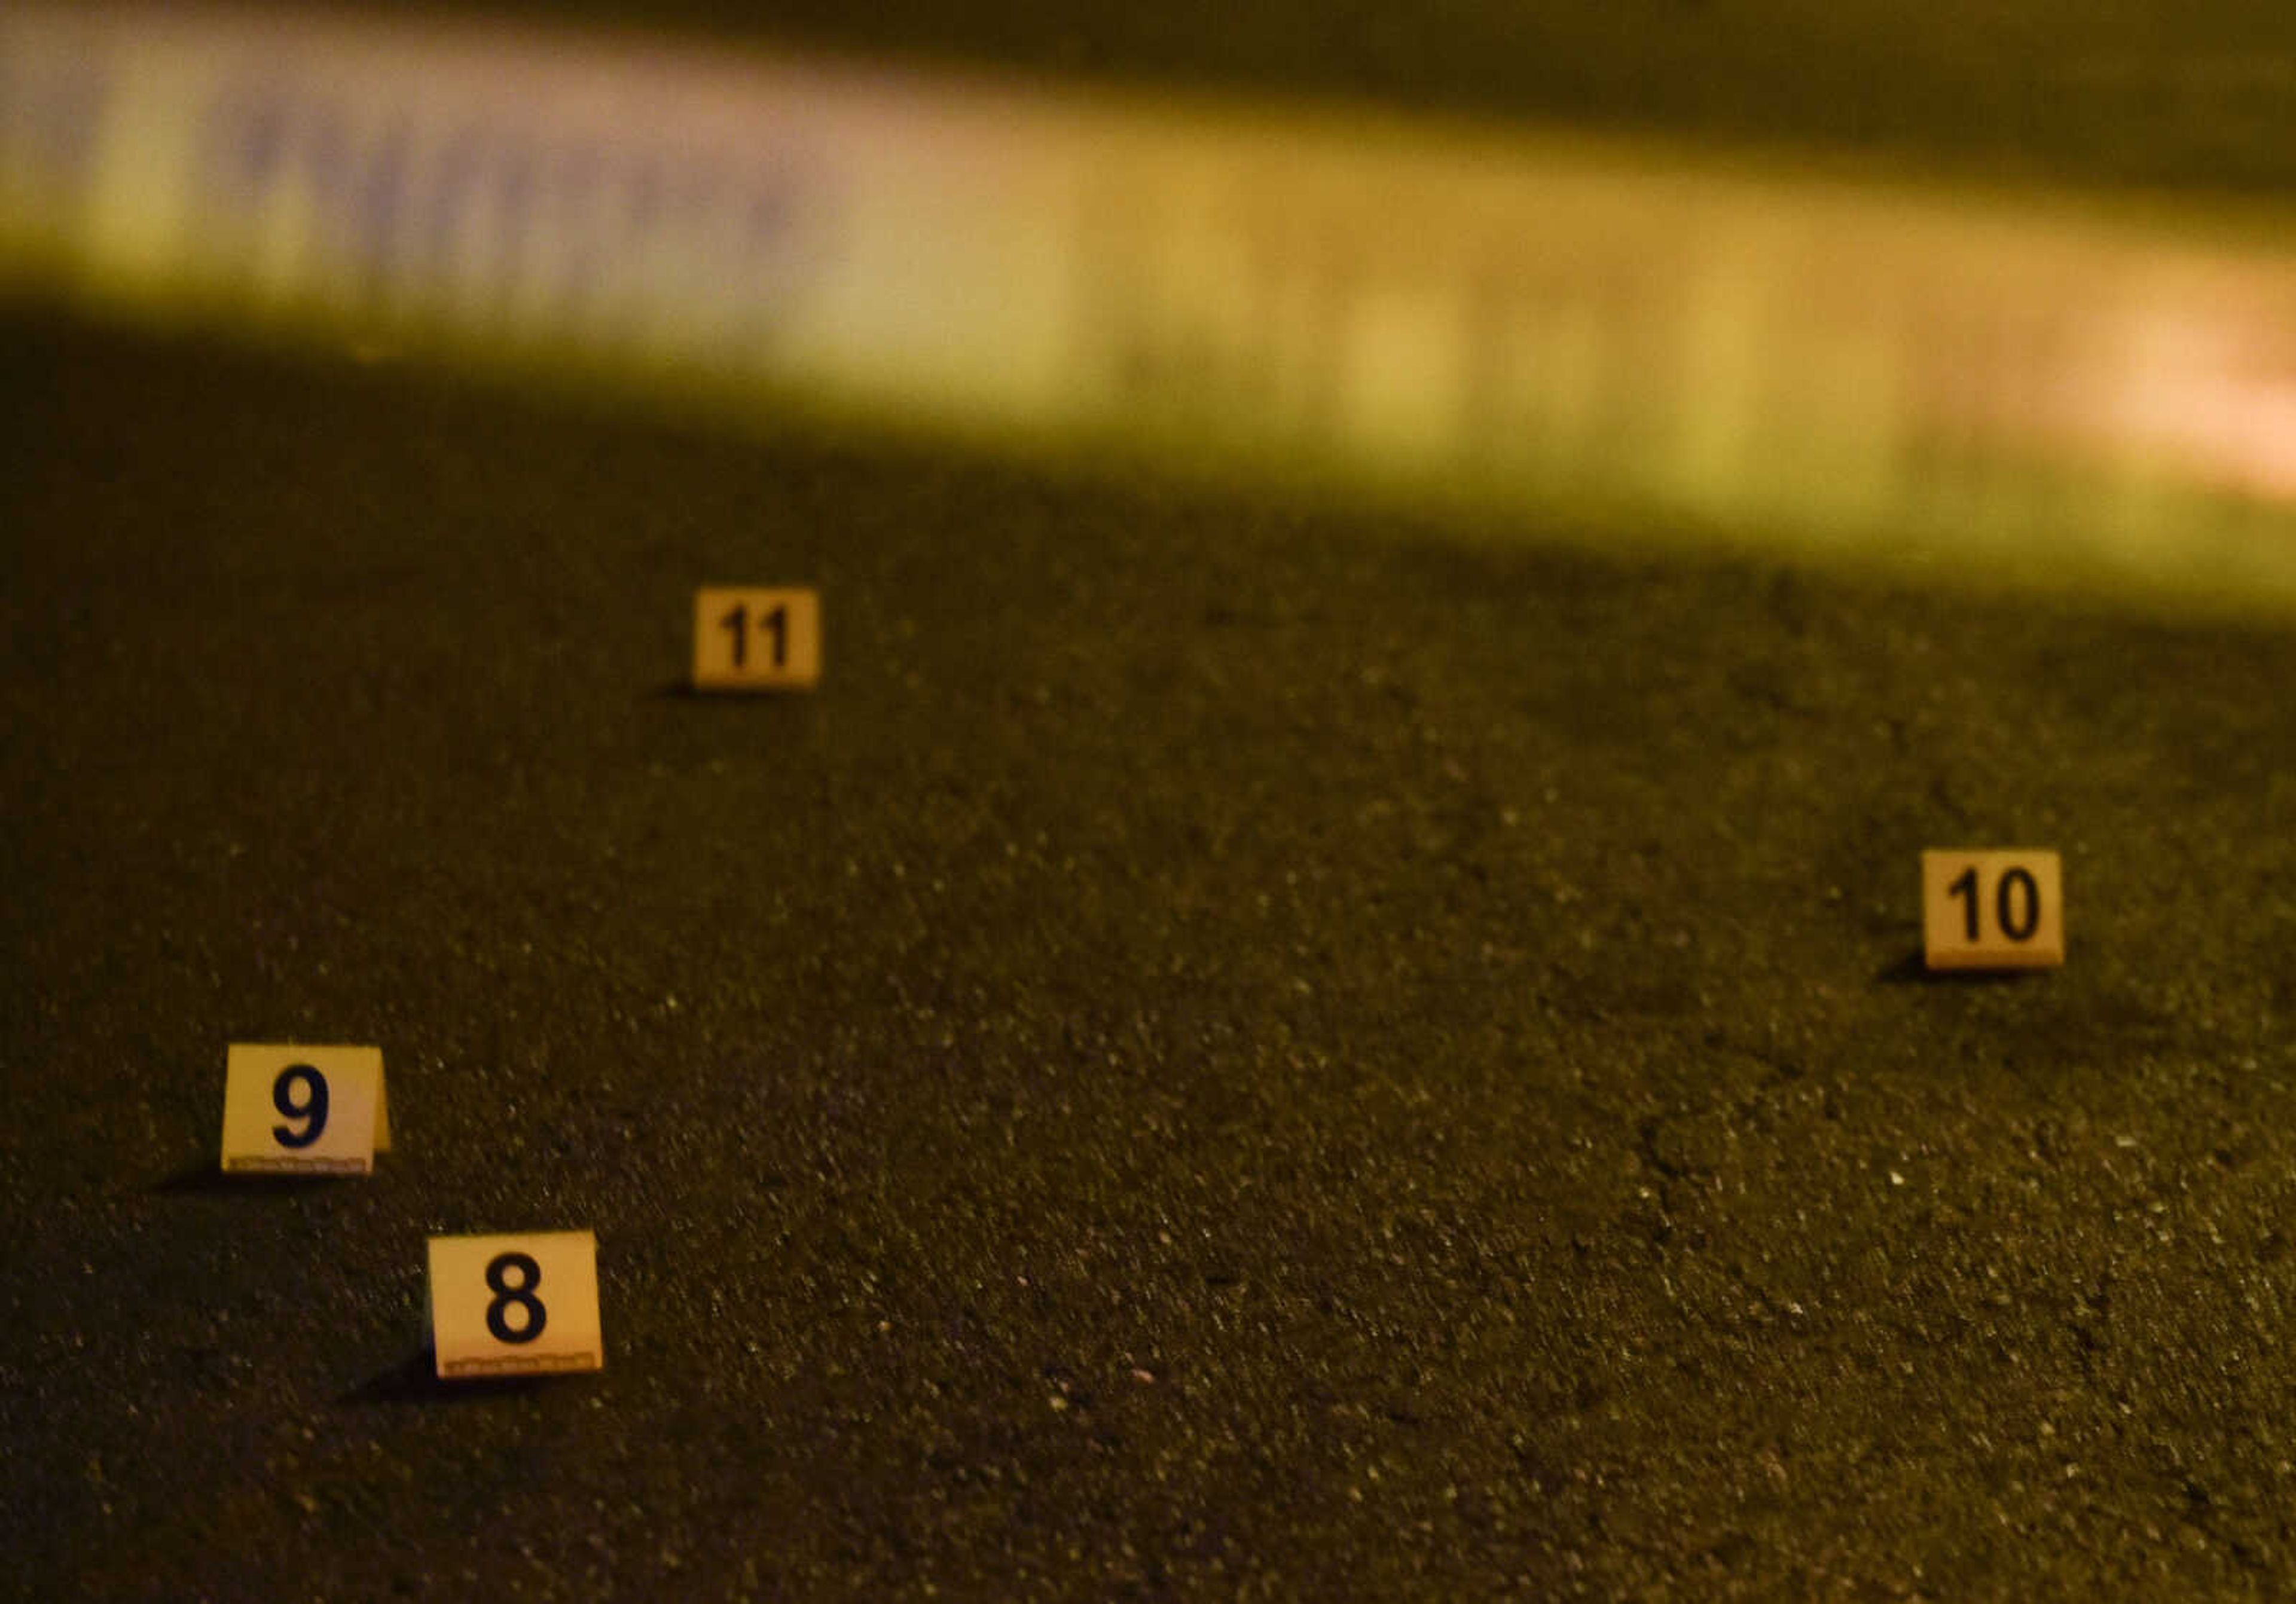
[220,1043,389,1175]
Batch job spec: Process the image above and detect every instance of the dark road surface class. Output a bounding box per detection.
[9,3,2296,1597]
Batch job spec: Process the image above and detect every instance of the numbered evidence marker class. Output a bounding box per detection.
[692,586,820,691]
[428,1231,604,1380]
[1922,850,2065,971]
[220,1043,390,1175]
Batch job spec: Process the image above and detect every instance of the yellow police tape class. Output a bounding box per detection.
[5,5,2294,613]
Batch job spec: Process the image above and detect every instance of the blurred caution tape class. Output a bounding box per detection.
[5,5,2295,610]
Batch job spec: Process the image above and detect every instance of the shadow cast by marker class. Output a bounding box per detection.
[338,1348,561,1406]
[1873,949,2035,987]
[152,1159,343,1196]
[649,677,819,703]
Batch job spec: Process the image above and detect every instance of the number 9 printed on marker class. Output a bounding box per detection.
[219,1043,389,1175]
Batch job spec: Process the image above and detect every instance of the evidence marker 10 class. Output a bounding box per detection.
[1922,850,2063,971]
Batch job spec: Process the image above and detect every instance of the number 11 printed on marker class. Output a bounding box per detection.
[692,586,820,691]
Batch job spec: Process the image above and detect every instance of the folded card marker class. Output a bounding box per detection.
[427,1230,604,1380]
[219,1043,387,1175]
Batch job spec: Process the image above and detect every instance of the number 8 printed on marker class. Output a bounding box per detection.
[428,1232,604,1379]
[484,1251,547,1343]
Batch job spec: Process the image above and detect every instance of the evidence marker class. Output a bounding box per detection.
[220,1043,390,1175]
[428,1231,603,1380]
[692,586,820,691]
[1922,850,2064,971]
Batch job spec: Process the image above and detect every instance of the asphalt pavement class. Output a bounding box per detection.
[8,2,2296,1597]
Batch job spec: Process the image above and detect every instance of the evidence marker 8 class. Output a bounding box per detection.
[428,1231,605,1379]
